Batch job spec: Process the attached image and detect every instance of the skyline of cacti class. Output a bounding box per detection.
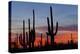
[10,6,77,49]
[9,1,78,53]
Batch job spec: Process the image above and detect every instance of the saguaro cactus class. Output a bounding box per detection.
[19,9,36,48]
[19,20,27,48]
[71,33,73,44]
[26,32,28,46]
[32,9,36,48]
[28,19,31,48]
[46,6,58,46]
[28,9,36,48]
[33,9,35,34]
[30,29,35,47]
[40,33,42,47]
[23,20,26,47]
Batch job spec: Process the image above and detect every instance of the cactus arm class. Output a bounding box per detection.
[47,17,51,35]
[54,22,58,35]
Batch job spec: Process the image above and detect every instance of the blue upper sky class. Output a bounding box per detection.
[10,1,78,32]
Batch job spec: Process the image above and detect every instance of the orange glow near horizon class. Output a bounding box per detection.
[34,31,78,47]
[10,31,78,48]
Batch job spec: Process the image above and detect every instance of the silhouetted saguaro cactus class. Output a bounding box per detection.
[46,6,58,46]
[40,33,42,47]
[28,19,31,48]
[29,9,36,48]
[19,9,36,48]
[23,20,26,47]
[19,20,27,48]
[32,9,36,48]
[26,32,28,46]
[71,33,73,44]
[30,29,35,48]
[33,9,35,34]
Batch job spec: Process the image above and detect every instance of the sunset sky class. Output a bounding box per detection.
[9,1,78,47]
[11,1,78,33]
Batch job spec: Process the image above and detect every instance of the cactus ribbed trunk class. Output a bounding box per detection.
[50,6,53,33]
[33,9,35,33]
[28,19,31,48]
[26,32,28,46]
[23,20,26,48]
[32,9,36,48]
[50,6,54,45]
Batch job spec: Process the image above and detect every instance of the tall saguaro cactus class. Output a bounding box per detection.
[33,9,35,34]
[32,9,36,47]
[28,19,31,48]
[28,9,36,48]
[19,20,27,48]
[46,6,58,46]
[23,20,26,47]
